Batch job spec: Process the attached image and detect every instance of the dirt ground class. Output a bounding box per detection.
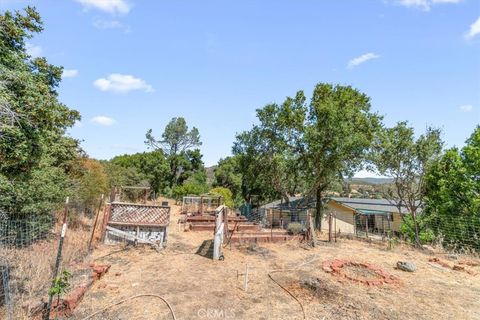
[72,202,480,320]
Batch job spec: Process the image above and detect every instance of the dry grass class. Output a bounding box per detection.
[0,214,94,319]
[69,202,480,320]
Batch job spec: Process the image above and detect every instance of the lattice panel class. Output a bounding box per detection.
[109,203,170,226]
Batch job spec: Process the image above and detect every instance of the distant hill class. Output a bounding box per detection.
[205,165,216,185]
[348,177,393,185]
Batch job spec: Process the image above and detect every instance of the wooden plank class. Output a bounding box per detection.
[105,226,162,249]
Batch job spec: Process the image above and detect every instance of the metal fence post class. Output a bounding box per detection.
[44,197,69,320]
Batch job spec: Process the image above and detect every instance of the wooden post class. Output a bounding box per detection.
[271,209,274,240]
[334,212,337,243]
[213,208,224,260]
[223,207,229,238]
[88,194,104,251]
[365,215,369,239]
[244,264,249,292]
[328,212,333,242]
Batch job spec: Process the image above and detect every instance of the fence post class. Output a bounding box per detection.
[365,215,369,239]
[334,212,337,243]
[244,264,249,292]
[44,197,69,320]
[328,212,333,243]
[88,194,104,251]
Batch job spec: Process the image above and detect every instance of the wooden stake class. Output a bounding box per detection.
[244,264,249,292]
[328,212,333,243]
[88,194,104,251]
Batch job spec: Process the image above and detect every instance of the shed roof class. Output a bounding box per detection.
[263,196,416,215]
[329,197,411,215]
[262,196,313,210]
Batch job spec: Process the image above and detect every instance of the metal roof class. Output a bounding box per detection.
[329,197,411,214]
[262,197,313,210]
[262,196,415,215]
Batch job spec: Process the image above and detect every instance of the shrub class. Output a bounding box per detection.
[209,187,234,208]
[287,222,304,235]
[400,214,436,245]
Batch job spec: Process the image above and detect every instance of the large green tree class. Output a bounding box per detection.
[304,84,382,228]
[233,84,381,228]
[424,127,479,250]
[109,151,169,194]
[233,92,307,204]
[213,156,242,203]
[372,122,443,246]
[145,117,204,189]
[0,7,81,218]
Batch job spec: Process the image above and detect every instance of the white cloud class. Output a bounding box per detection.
[459,104,473,112]
[91,116,116,126]
[465,17,480,40]
[93,73,153,93]
[26,42,42,58]
[62,69,79,78]
[93,19,123,29]
[348,52,380,68]
[93,19,132,33]
[396,0,461,10]
[75,0,131,15]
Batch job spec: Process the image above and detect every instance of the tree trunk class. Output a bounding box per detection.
[412,212,421,248]
[315,187,323,230]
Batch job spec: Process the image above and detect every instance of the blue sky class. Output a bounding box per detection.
[1,0,479,174]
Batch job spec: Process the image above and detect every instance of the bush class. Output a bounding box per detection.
[287,222,304,235]
[400,214,436,245]
[209,187,234,208]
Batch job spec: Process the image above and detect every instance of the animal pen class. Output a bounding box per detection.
[102,201,171,248]
[181,196,223,215]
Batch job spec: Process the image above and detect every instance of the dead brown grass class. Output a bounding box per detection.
[0,214,94,319]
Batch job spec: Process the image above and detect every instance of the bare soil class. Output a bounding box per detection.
[71,202,480,320]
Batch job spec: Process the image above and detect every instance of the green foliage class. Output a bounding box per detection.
[71,158,109,215]
[145,117,203,189]
[172,182,205,202]
[0,158,70,218]
[424,126,480,251]
[213,157,242,200]
[0,7,80,219]
[372,122,443,246]
[109,151,169,193]
[233,92,307,204]
[209,187,234,207]
[287,222,304,235]
[49,269,71,299]
[399,214,436,244]
[233,84,382,229]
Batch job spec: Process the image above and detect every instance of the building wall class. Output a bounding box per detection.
[323,202,355,234]
[392,212,403,232]
[324,201,403,234]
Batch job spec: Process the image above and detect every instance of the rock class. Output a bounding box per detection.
[422,245,436,254]
[447,254,459,260]
[397,261,417,272]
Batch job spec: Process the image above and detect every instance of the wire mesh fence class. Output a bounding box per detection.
[0,264,13,320]
[0,216,54,248]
